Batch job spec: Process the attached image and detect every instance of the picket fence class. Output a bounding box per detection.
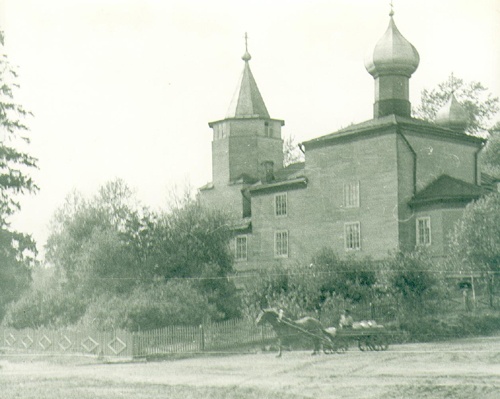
[0,319,275,359]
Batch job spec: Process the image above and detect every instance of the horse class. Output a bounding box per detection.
[255,308,332,357]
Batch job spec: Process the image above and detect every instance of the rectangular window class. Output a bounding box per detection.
[416,217,431,246]
[264,122,273,137]
[235,235,248,261]
[274,230,289,258]
[344,222,361,250]
[275,193,287,217]
[344,181,360,208]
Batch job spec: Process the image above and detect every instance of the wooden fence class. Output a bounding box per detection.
[0,327,134,357]
[132,319,275,358]
[1,319,275,359]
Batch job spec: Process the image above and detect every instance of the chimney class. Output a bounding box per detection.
[261,161,275,183]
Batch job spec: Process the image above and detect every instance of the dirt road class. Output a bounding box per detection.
[1,336,500,398]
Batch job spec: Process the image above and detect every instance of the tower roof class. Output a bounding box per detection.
[226,35,270,119]
[435,93,469,131]
[365,13,419,78]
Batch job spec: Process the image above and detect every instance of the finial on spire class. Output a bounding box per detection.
[242,32,252,62]
[389,0,395,17]
[450,72,459,94]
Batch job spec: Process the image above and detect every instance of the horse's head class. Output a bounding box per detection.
[255,308,279,326]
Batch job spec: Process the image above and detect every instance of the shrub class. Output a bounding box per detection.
[79,280,219,331]
[3,284,87,329]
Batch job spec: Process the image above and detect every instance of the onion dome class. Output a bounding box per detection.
[365,15,420,78]
[435,93,469,131]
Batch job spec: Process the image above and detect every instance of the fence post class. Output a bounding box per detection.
[199,324,205,352]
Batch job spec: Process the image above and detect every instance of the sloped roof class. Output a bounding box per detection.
[274,162,305,181]
[226,60,270,119]
[409,175,485,206]
[302,114,485,149]
[247,162,307,194]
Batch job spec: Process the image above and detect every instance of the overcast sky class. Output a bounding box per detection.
[2,0,499,257]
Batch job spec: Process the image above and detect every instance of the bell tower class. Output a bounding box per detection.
[208,34,284,185]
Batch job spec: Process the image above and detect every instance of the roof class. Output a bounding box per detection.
[274,162,305,181]
[247,162,307,195]
[435,93,468,131]
[226,57,270,119]
[409,175,485,206]
[302,114,485,149]
[365,15,419,78]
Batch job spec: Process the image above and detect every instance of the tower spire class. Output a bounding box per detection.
[389,0,394,17]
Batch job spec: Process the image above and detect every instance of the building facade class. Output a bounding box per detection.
[199,13,488,274]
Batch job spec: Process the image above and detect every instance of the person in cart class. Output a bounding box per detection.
[339,309,354,329]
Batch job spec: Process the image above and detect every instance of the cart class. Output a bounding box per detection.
[323,321,390,353]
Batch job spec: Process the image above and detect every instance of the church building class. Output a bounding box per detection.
[199,11,487,274]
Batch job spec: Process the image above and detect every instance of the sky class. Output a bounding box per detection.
[2,0,500,258]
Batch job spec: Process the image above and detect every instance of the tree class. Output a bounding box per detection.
[43,180,241,327]
[0,31,38,320]
[414,73,499,136]
[481,122,500,176]
[46,179,143,293]
[449,193,500,275]
[283,134,304,167]
[385,251,443,314]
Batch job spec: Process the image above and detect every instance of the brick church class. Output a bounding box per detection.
[199,11,488,274]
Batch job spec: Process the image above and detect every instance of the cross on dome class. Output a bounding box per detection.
[242,32,252,62]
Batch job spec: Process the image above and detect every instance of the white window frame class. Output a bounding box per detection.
[235,235,248,261]
[344,222,361,251]
[416,216,431,246]
[274,230,289,258]
[275,193,288,217]
[343,181,360,208]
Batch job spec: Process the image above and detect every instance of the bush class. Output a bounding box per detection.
[3,285,87,329]
[79,280,220,331]
[398,311,500,342]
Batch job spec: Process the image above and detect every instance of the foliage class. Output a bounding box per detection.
[481,122,500,176]
[45,180,139,294]
[240,248,378,323]
[0,31,38,321]
[38,180,240,328]
[449,193,500,274]
[311,248,377,303]
[0,230,34,321]
[79,281,217,331]
[399,311,500,342]
[3,282,87,329]
[384,251,443,313]
[414,73,499,136]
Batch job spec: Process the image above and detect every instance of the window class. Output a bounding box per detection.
[235,235,248,261]
[344,222,361,250]
[274,230,289,258]
[344,181,360,208]
[275,193,287,217]
[416,217,431,246]
[264,121,273,137]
